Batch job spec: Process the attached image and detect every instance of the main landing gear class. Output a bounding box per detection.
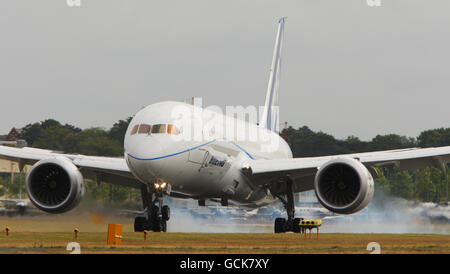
[134,182,170,232]
[274,176,303,233]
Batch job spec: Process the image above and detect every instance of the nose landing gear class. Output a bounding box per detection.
[134,182,171,232]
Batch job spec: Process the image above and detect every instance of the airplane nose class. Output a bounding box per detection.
[126,137,167,178]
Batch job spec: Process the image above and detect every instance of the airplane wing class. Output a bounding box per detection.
[243,146,450,193]
[0,145,141,189]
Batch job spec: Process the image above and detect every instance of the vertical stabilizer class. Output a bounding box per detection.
[260,17,286,133]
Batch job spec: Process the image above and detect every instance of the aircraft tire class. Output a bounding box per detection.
[274,218,286,233]
[134,216,147,232]
[161,221,167,232]
[293,218,302,233]
[152,220,161,232]
[162,205,170,221]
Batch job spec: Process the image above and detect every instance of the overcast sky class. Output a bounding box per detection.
[0,0,449,141]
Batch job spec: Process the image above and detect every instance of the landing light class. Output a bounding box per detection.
[154,181,168,190]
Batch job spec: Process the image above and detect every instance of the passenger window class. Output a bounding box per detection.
[151,124,166,134]
[138,124,151,134]
[130,124,139,135]
[167,124,180,135]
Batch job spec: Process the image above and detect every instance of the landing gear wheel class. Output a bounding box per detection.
[161,221,167,232]
[274,218,286,233]
[274,176,303,233]
[134,216,147,232]
[152,205,159,218]
[139,184,170,233]
[293,218,302,233]
[162,205,170,221]
[152,217,161,232]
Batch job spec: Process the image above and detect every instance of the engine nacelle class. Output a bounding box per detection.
[314,157,374,214]
[26,157,85,214]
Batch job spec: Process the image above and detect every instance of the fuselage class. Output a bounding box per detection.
[124,101,292,207]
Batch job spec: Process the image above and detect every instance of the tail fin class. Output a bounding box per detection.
[260,17,286,133]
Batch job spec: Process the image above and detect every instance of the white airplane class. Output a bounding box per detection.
[0,18,449,233]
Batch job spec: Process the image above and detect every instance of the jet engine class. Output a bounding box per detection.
[26,157,85,213]
[314,157,374,214]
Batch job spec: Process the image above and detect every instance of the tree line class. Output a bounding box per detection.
[0,119,449,205]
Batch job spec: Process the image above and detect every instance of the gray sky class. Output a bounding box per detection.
[0,0,449,141]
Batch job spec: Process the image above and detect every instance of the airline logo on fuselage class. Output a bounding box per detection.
[208,156,226,167]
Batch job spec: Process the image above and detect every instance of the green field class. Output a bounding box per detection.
[0,217,449,254]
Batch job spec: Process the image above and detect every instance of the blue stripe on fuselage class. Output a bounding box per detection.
[229,141,255,160]
[127,139,254,161]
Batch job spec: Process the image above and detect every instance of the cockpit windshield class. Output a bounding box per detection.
[167,124,180,135]
[138,124,151,134]
[130,123,180,135]
[151,124,166,134]
[130,124,139,135]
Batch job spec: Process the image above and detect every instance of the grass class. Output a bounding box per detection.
[0,217,449,254]
[0,231,449,254]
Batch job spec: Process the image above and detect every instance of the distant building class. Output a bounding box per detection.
[5,128,23,141]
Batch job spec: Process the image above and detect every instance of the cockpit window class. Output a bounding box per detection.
[151,124,166,134]
[138,124,151,134]
[130,124,139,135]
[167,124,180,135]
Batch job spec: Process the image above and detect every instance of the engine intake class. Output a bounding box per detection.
[314,157,374,214]
[26,157,85,214]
